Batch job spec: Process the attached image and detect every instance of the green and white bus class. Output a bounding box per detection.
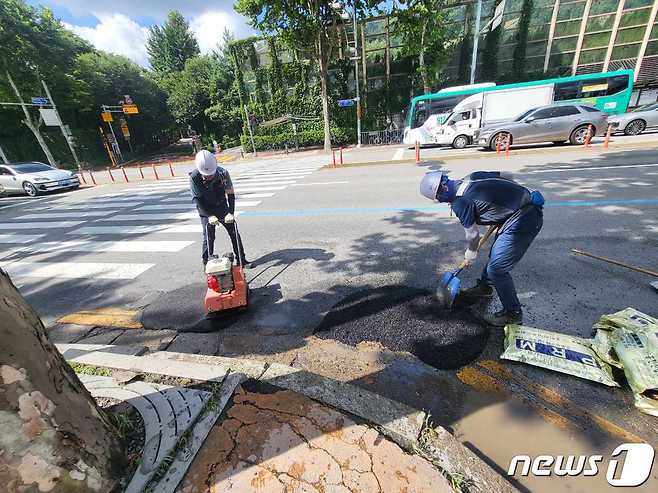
[403,69,634,145]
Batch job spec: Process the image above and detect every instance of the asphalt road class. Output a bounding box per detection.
[3,144,658,492]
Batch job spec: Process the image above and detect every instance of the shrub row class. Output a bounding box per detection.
[240,128,353,151]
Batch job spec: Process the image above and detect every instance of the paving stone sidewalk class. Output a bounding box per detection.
[180,385,453,493]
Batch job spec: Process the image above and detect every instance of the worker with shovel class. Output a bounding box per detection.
[190,150,251,268]
[420,171,544,326]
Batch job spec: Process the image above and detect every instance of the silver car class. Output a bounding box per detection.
[0,162,80,197]
[609,103,658,135]
[476,104,608,151]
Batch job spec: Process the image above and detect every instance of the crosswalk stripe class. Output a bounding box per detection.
[103,212,197,221]
[160,192,275,202]
[232,180,296,186]
[0,221,83,229]
[48,202,143,209]
[137,201,260,211]
[70,225,200,234]
[10,240,194,253]
[234,172,311,179]
[17,211,117,219]
[0,261,155,280]
[235,186,287,192]
[0,234,45,244]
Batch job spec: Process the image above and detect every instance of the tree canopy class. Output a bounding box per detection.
[147,11,200,75]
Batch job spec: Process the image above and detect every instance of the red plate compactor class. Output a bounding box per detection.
[204,220,249,316]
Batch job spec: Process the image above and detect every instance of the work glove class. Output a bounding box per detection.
[224,213,235,224]
[464,248,478,265]
[208,215,219,225]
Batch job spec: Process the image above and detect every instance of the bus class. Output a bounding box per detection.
[403,69,635,145]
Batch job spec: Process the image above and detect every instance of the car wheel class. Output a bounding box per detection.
[490,132,512,151]
[624,119,646,136]
[570,125,592,145]
[452,135,469,149]
[22,182,39,197]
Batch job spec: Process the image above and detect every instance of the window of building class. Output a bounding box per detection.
[526,41,548,57]
[549,53,572,68]
[552,36,579,53]
[611,43,642,60]
[554,20,583,37]
[646,40,658,56]
[616,26,648,44]
[528,24,550,41]
[365,19,386,36]
[552,106,580,117]
[557,1,586,21]
[579,48,608,64]
[365,34,387,52]
[625,0,655,9]
[620,8,653,28]
[589,1,622,16]
[582,32,611,49]
[586,14,616,33]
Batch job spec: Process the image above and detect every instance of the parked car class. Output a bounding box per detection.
[0,162,80,197]
[609,103,658,135]
[475,104,608,151]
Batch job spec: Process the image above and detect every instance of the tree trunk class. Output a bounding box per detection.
[5,70,57,167]
[419,21,431,94]
[318,33,332,153]
[0,268,124,492]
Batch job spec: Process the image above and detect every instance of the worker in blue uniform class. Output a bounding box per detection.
[420,170,544,326]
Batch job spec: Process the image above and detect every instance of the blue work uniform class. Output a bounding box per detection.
[189,168,246,265]
[450,171,543,312]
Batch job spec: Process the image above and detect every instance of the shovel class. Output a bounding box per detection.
[436,225,498,309]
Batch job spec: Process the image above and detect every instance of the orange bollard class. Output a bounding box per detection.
[121,167,129,183]
[89,170,97,186]
[168,161,175,177]
[415,141,420,164]
[505,140,510,159]
[339,147,344,166]
[152,163,160,180]
[584,124,593,147]
[496,139,501,155]
[604,124,612,150]
[107,167,115,182]
[138,165,144,180]
[332,149,336,168]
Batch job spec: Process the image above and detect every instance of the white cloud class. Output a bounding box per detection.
[189,11,238,54]
[64,14,150,66]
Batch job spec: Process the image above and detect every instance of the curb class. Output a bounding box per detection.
[57,343,518,493]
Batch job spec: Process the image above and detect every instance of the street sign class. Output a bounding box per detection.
[120,119,130,139]
[101,111,113,122]
[491,0,506,31]
[31,97,49,105]
[338,99,355,107]
[39,108,61,126]
[122,104,139,114]
[124,94,133,105]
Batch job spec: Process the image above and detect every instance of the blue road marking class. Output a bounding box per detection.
[239,198,658,218]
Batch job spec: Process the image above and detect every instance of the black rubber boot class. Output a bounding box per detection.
[461,281,494,299]
[482,309,523,327]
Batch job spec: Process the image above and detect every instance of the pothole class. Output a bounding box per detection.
[314,285,489,370]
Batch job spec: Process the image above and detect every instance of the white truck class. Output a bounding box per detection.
[432,84,554,148]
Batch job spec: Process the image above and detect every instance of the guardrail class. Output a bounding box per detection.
[361,129,403,146]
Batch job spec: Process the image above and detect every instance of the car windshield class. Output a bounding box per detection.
[11,163,52,173]
[633,103,658,112]
[514,109,536,122]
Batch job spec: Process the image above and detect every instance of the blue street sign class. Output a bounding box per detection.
[31,97,49,105]
[338,99,355,107]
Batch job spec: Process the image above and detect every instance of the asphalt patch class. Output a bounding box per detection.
[314,285,489,370]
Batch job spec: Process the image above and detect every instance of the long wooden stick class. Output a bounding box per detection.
[571,249,658,278]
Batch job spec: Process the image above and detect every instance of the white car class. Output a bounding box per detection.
[0,162,80,197]
[609,103,658,135]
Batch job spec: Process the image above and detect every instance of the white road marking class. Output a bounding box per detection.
[49,202,143,209]
[17,211,116,219]
[137,200,260,211]
[103,212,198,221]
[231,180,296,186]
[13,240,194,253]
[291,181,349,186]
[0,261,155,280]
[527,163,658,173]
[393,148,405,160]
[0,221,83,229]
[235,186,287,192]
[0,234,45,244]
[234,172,311,179]
[160,192,275,201]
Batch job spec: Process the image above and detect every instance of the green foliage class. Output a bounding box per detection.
[241,127,352,151]
[147,11,200,74]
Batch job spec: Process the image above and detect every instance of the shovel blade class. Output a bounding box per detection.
[435,272,461,308]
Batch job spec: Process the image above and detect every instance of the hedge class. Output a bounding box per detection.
[240,128,353,151]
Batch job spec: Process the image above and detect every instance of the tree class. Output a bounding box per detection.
[165,55,214,129]
[0,269,123,491]
[391,0,461,94]
[147,11,200,75]
[235,0,341,152]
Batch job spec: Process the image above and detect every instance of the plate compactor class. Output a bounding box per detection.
[204,220,249,316]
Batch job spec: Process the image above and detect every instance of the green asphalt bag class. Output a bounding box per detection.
[502,324,619,387]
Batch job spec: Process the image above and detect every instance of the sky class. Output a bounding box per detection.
[27,0,256,67]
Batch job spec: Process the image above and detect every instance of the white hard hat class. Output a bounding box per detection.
[195,150,218,176]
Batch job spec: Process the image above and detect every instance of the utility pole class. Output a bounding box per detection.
[470,0,483,84]
[5,70,57,167]
[41,80,81,169]
[244,105,257,156]
[0,143,9,164]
